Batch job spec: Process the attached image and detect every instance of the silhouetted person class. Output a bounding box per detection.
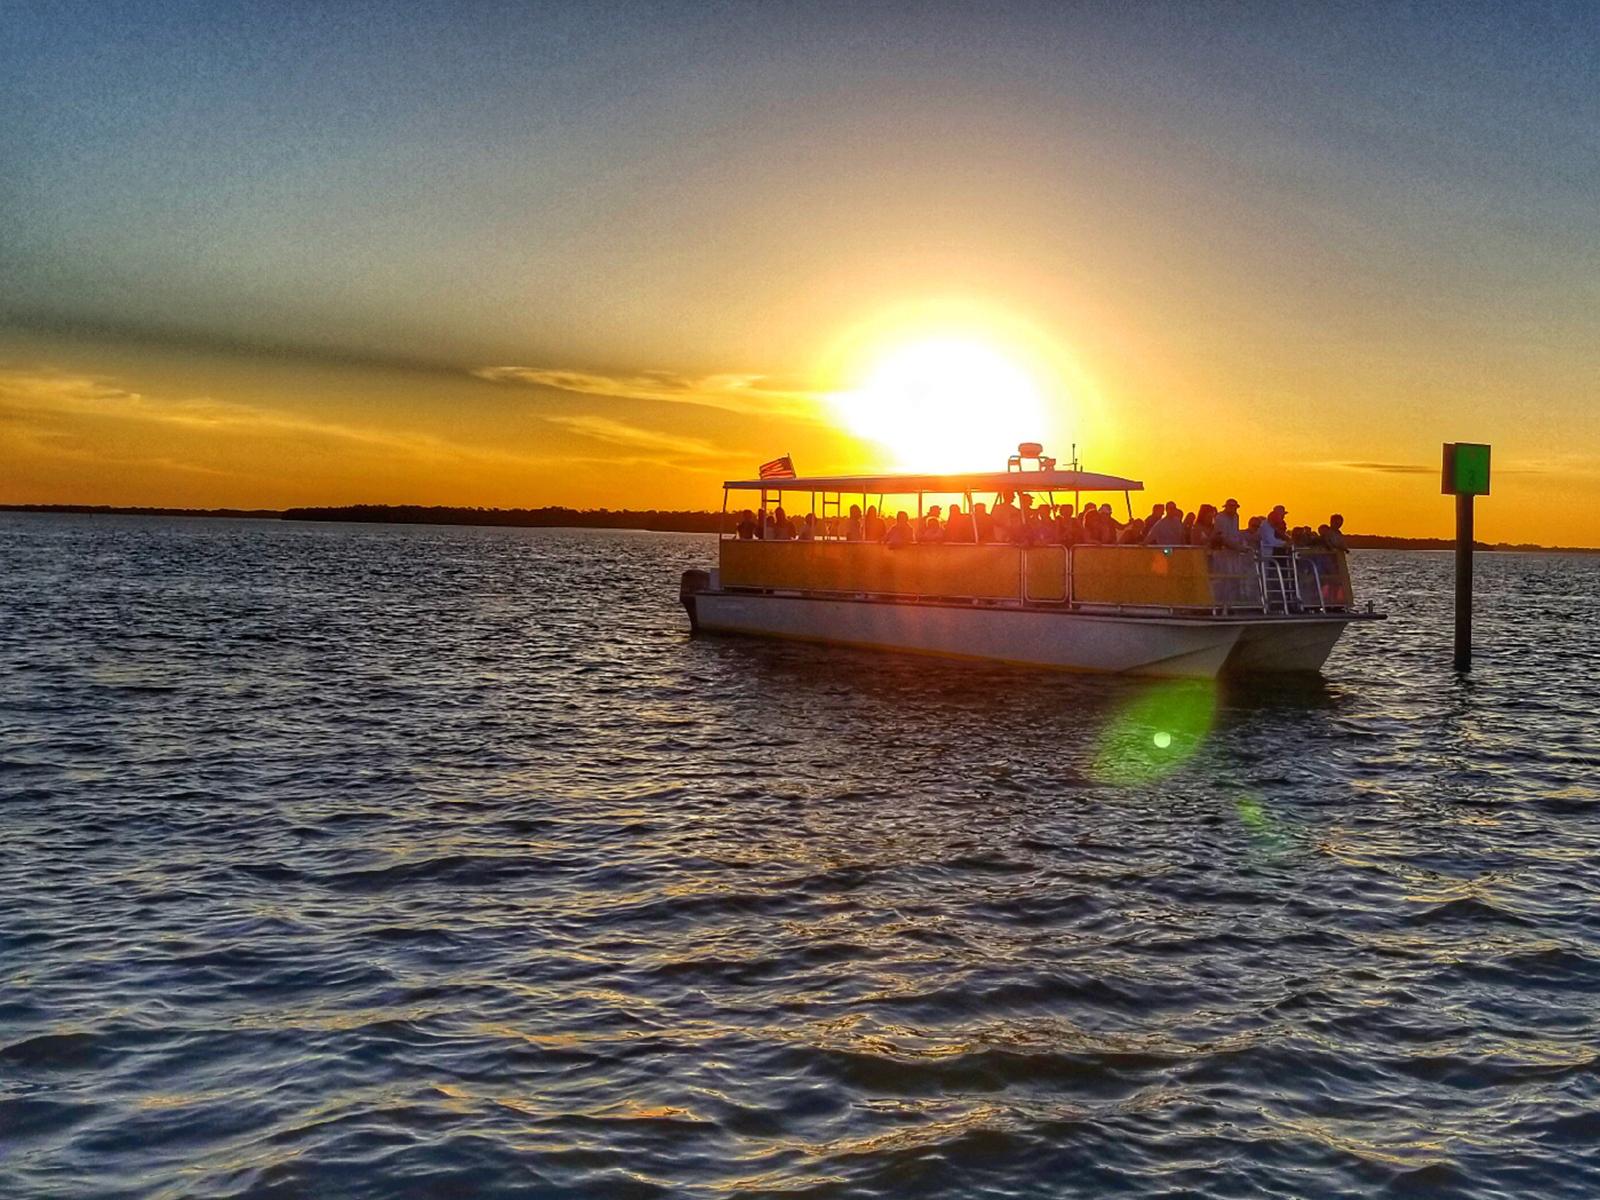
[1056,504,1080,546]
[1144,501,1187,546]
[1325,513,1347,550]
[1006,506,1031,545]
[883,510,914,548]
[972,502,995,544]
[943,504,972,543]
[1261,506,1289,555]
[844,504,864,541]
[798,513,816,541]
[864,505,886,542]
[1099,504,1122,541]
[992,491,1020,538]
[736,509,757,539]
[1215,498,1246,551]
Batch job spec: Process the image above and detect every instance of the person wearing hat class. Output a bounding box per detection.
[1260,505,1290,556]
[1215,498,1246,551]
[1098,502,1122,542]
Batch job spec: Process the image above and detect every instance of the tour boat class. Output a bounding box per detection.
[678,454,1382,678]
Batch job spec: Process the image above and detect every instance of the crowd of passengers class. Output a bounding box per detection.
[735,493,1348,554]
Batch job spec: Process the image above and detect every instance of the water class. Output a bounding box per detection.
[3,514,1598,1200]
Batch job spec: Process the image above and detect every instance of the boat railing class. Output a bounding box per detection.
[1292,549,1352,611]
[718,539,1353,615]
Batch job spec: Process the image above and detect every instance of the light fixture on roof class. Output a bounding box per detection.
[1009,442,1056,472]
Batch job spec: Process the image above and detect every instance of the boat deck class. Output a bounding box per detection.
[716,539,1365,619]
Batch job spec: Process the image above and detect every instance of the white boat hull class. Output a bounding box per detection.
[1225,618,1351,673]
[689,590,1360,678]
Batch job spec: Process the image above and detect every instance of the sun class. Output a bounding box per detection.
[832,337,1045,471]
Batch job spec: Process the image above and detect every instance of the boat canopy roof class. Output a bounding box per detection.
[724,468,1144,494]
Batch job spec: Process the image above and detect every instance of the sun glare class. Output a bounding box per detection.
[832,338,1045,471]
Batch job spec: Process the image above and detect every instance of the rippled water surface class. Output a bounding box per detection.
[4,514,1600,1199]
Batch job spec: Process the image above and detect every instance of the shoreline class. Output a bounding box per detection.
[3,502,1596,554]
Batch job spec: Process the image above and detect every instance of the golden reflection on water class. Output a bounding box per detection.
[1272,1115,1451,1168]
[137,1094,210,1109]
[796,1101,1018,1161]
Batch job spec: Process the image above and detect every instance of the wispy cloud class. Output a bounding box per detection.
[476,365,824,418]
[1318,458,1578,478]
[0,367,554,472]
[544,414,733,459]
[0,309,473,382]
[1317,461,1434,475]
[0,313,831,423]
[1482,454,1600,476]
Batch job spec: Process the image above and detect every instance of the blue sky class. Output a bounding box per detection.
[2,1,1597,533]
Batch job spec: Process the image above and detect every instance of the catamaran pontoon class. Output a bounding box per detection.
[679,455,1381,678]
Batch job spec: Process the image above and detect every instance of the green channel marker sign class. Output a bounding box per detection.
[1444,440,1489,671]
[1442,442,1491,496]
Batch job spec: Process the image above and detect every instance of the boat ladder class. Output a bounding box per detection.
[1261,555,1296,613]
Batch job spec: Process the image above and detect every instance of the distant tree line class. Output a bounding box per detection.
[1341,534,1551,552]
[0,503,281,519]
[279,504,726,533]
[3,503,1594,551]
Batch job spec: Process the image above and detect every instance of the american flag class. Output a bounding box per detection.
[758,454,796,479]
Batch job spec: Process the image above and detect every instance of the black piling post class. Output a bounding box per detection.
[1443,441,1489,673]
[1454,491,1473,671]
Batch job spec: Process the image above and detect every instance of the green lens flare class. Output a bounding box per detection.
[1237,795,1268,830]
[1236,791,1297,861]
[1091,679,1217,785]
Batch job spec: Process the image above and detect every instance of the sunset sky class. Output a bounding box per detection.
[4,2,1597,542]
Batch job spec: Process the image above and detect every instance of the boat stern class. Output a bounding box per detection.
[1220,616,1369,674]
[679,568,719,633]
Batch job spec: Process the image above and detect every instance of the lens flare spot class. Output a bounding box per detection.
[1091,680,1217,785]
[1237,791,1298,862]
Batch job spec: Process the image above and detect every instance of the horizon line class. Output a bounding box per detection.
[4,502,1596,555]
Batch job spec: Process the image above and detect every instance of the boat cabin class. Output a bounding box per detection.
[718,467,1353,616]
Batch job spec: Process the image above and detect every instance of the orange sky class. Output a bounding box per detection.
[3,4,1597,543]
